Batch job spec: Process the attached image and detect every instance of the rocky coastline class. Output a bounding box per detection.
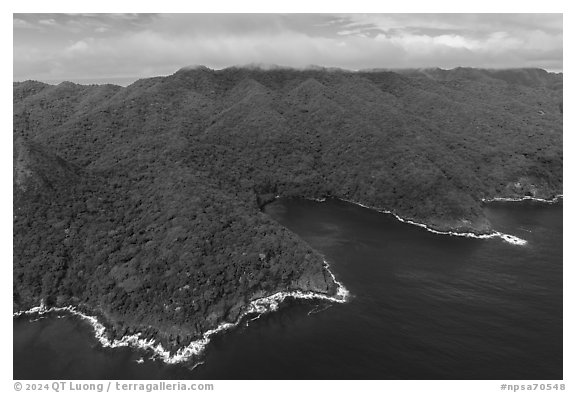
[14,260,348,362]
[13,67,562,365]
[15,189,565,361]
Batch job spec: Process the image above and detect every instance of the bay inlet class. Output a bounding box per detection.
[14,198,562,379]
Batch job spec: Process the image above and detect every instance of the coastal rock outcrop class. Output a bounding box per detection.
[13,67,562,353]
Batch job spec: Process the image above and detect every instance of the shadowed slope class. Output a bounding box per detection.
[13,66,562,354]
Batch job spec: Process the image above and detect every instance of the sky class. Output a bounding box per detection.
[13,13,563,85]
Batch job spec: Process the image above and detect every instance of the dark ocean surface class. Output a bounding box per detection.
[13,198,563,379]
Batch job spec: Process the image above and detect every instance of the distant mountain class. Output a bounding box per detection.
[13,66,562,352]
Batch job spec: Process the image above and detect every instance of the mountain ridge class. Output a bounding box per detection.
[13,66,562,354]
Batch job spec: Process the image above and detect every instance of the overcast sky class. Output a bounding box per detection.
[13,13,563,85]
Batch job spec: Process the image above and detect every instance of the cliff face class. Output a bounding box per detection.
[13,67,562,350]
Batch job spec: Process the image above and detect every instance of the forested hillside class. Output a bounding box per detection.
[13,66,562,351]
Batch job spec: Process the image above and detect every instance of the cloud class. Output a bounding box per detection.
[13,14,563,83]
[65,40,91,54]
[13,18,40,29]
[38,19,57,26]
[340,13,562,36]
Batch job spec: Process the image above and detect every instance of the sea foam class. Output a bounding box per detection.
[482,194,563,204]
[13,261,349,365]
[336,198,527,246]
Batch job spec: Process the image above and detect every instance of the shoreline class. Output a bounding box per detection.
[13,261,349,365]
[265,192,563,246]
[286,196,528,246]
[338,198,528,246]
[17,193,561,363]
[482,194,563,204]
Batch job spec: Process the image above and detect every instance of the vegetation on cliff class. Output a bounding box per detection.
[13,66,562,350]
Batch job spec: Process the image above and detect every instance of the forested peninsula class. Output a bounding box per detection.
[13,66,563,353]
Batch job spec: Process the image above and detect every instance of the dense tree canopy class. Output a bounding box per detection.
[13,66,562,351]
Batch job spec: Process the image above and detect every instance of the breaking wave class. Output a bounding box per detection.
[13,261,349,365]
[482,194,563,204]
[338,198,527,246]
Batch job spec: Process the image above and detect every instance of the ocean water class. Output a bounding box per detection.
[13,198,563,379]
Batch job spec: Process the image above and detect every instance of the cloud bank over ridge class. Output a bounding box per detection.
[13,13,563,84]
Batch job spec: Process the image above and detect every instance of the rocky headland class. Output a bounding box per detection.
[13,66,562,356]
